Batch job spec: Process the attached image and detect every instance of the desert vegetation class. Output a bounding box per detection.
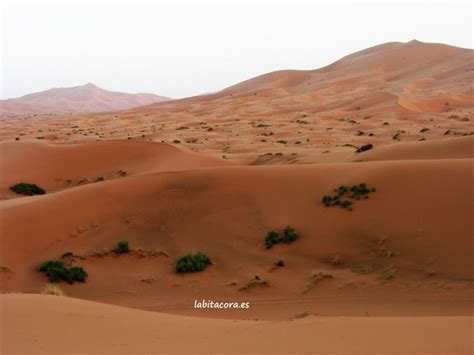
[10,182,45,196]
[264,226,298,249]
[38,260,88,284]
[175,252,211,273]
[40,283,66,296]
[113,240,130,254]
[322,183,376,210]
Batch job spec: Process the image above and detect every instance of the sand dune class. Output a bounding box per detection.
[2,294,472,354]
[0,83,170,116]
[0,139,230,199]
[353,135,474,162]
[1,157,472,319]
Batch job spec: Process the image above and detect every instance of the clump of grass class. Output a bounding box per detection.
[10,182,45,196]
[330,255,341,266]
[41,283,66,296]
[380,266,396,280]
[351,264,372,274]
[38,260,88,284]
[239,275,270,291]
[304,269,333,293]
[113,240,129,254]
[175,252,211,274]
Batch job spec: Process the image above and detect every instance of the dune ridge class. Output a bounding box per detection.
[1,294,472,354]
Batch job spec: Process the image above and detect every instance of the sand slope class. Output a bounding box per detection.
[352,135,474,162]
[1,294,472,354]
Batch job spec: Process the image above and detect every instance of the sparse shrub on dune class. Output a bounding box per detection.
[283,226,298,244]
[41,283,66,296]
[322,183,375,211]
[38,259,88,284]
[356,143,373,153]
[175,252,211,273]
[66,266,88,283]
[10,182,45,196]
[265,226,298,249]
[274,259,285,267]
[265,230,281,249]
[113,240,130,254]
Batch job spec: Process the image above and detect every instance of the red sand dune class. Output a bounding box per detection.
[0,83,170,116]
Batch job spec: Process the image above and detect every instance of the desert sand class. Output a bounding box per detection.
[0,40,473,354]
[1,294,473,354]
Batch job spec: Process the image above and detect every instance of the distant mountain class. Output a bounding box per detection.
[0,83,170,115]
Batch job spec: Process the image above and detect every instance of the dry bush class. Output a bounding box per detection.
[41,283,66,296]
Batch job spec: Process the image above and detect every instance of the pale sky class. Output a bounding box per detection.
[1,0,472,99]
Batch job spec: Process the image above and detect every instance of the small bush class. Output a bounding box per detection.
[113,240,129,254]
[265,230,281,249]
[175,252,211,273]
[41,283,66,296]
[283,226,298,244]
[66,266,88,283]
[10,182,45,196]
[274,259,285,267]
[356,143,373,153]
[38,259,88,284]
[265,226,299,249]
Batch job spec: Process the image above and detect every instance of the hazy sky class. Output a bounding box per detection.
[1,0,472,99]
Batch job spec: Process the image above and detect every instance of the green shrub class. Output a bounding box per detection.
[265,230,281,249]
[322,195,332,207]
[66,266,88,283]
[356,144,373,153]
[175,252,211,273]
[283,226,298,243]
[113,240,129,254]
[10,182,45,196]
[322,183,375,210]
[38,260,88,284]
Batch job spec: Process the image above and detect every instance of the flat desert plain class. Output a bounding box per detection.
[0,40,473,354]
